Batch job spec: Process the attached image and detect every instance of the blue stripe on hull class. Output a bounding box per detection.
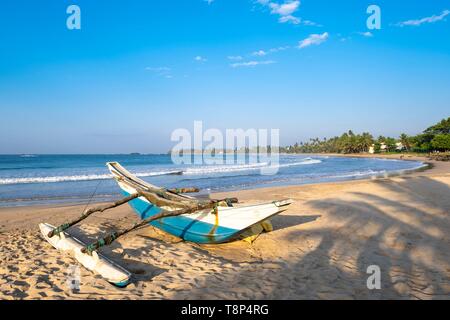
[122,191,240,244]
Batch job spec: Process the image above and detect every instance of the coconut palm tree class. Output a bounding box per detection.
[399,133,411,151]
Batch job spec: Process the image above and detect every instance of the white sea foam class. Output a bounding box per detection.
[330,169,387,179]
[0,170,183,185]
[0,158,322,185]
[184,159,322,175]
[329,162,427,180]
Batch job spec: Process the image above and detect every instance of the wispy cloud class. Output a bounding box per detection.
[269,1,299,16]
[230,60,276,68]
[252,50,268,56]
[227,55,243,61]
[396,9,449,27]
[256,0,321,26]
[251,46,290,57]
[298,32,329,49]
[302,20,322,27]
[194,56,207,62]
[257,0,301,25]
[204,0,214,5]
[269,45,290,53]
[228,45,289,63]
[145,67,173,78]
[357,31,373,37]
[278,15,300,24]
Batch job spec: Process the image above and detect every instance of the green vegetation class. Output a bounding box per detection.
[281,117,450,155]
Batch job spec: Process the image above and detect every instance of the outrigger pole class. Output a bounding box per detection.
[81,199,235,255]
[167,187,199,194]
[47,185,204,238]
[48,188,238,240]
[47,193,140,238]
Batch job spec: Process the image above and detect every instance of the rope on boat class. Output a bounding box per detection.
[80,198,238,255]
[167,187,200,194]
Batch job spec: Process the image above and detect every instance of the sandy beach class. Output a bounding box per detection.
[0,155,449,300]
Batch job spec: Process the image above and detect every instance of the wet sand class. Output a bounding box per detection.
[0,155,449,299]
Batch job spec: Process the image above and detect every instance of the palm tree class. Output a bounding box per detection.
[399,133,410,151]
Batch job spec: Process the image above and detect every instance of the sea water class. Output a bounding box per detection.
[0,154,425,207]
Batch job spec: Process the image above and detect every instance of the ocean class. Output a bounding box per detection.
[0,154,425,207]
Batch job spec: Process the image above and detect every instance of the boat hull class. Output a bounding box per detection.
[122,190,288,243]
[107,162,292,244]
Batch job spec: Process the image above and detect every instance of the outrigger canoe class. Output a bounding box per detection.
[40,162,293,287]
[107,162,293,244]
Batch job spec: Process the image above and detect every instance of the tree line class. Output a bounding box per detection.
[281,117,450,154]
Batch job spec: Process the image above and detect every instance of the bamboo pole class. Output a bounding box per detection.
[48,193,141,238]
[47,190,192,238]
[167,187,200,194]
[117,174,198,204]
[80,198,237,255]
[48,185,238,239]
[138,190,195,209]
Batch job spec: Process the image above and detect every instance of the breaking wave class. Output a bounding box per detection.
[0,170,183,185]
[0,158,322,185]
[184,158,322,175]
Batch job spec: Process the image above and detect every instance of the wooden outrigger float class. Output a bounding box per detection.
[40,162,293,287]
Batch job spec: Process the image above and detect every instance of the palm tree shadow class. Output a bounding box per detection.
[271,214,321,232]
[170,175,450,299]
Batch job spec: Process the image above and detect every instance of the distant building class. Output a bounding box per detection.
[396,142,405,151]
[370,141,404,153]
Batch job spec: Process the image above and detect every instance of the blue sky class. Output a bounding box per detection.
[0,0,449,153]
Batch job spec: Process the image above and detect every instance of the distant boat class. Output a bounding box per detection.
[107,162,293,244]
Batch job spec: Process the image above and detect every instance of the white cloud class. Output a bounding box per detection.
[227,55,243,60]
[302,20,322,27]
[145,67,172,78]
[269,45,290,53]
[256,1,321,26]
[230,60,276,68]
[298,32,329,49]
[396,10,449,27]
[252,50,268,56]
[269,1,300,16]
[257,0,302,25]
[357,31,373,37]
[194,56,207,62]
[279,15,300,24]
[204,0,214,4]
[145,67,170,72]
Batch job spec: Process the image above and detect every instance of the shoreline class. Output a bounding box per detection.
[0,153,440,209]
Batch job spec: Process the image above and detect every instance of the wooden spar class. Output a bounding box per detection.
[48,186,238,239]
[80,198,237,255]
[114,172,199,204]
[47,191,192,238]
[47,193,140,238]
[167,187,200,194]
[138,190,195,209]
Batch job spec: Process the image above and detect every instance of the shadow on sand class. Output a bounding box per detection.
[169,175,450,299]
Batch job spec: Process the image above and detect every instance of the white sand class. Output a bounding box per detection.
[0,156,449,299]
